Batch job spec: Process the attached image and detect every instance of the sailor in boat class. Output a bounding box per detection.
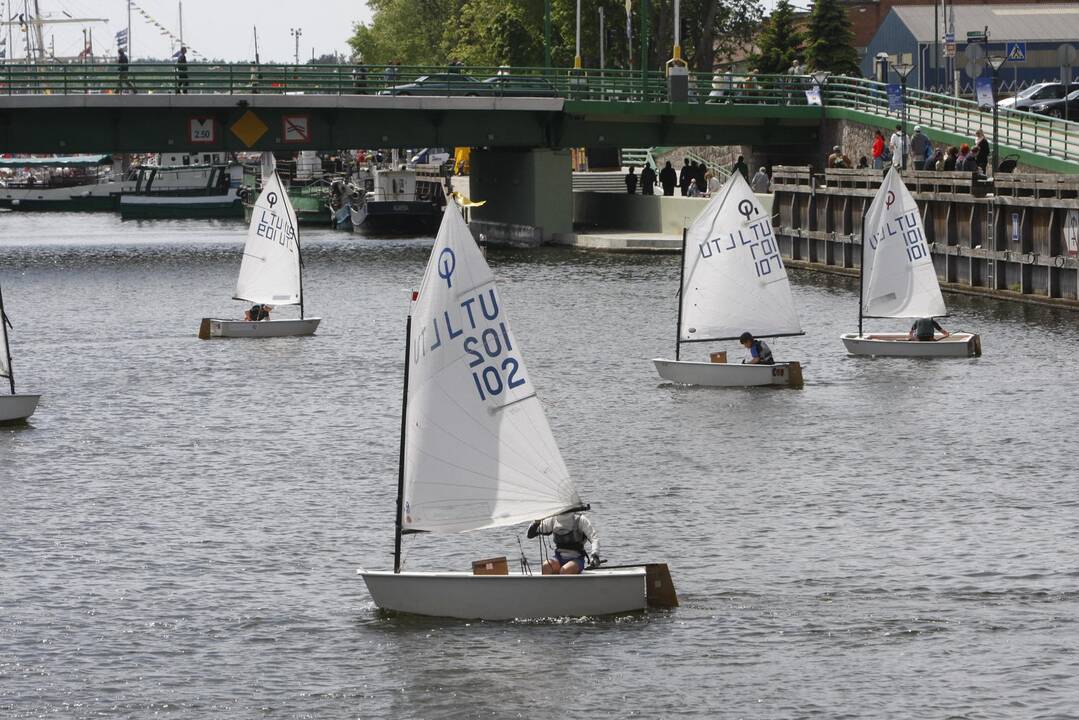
[739,332,774,365]
[527,511,600,575]
[908,317,950,341]
[244,304,272,322]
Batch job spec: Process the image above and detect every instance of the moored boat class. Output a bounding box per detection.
[0,154,121,212]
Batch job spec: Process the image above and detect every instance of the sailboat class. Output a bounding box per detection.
[198,153,321,339]
[652,172,805,388]
[0,280,41,424]
[840,171,981,358]
[358,200,677,620]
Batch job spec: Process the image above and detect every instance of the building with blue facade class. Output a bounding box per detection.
[862,4,1079,92]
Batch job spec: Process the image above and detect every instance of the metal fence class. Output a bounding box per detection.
[1,62,1076,163]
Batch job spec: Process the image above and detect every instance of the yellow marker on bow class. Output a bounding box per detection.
[451,191,486,208]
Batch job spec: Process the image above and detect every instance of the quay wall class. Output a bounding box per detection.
[772,167,1079,305]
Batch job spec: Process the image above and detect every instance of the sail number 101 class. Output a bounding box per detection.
[466,322,525,401]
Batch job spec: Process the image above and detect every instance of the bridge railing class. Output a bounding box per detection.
[824,76,1079,162]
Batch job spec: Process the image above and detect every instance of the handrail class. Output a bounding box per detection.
[1,62,1076,165]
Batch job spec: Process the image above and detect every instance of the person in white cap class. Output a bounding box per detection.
[910,125,930,170]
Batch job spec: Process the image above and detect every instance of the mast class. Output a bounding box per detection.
[858,210,865,337]
[674,227,687,360]
[393,297,414,573]
[127,0,131,58]
[0,281,15,394]
[296,185,305,320]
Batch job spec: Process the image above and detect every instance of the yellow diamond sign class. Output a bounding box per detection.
[230,110,269,148]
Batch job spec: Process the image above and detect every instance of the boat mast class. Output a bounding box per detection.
[393,297,414,573]
[296,212,305,320]
[0,281,15,394]
[674,228,687,360]
[858,211,865,337]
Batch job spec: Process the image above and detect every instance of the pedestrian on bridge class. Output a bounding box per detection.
[175,47,189,95]
[625,166,638,194]
[117,48,136,95]
[660,161,677,196]
[640,164,657,195]
[733,155,749,182]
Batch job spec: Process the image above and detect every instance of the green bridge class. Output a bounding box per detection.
[1,63,1077,173]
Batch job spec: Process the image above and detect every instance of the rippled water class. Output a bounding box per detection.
[2,212,1078,718]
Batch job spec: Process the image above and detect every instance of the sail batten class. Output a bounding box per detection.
[679,173,802,342]
[401,203,582,534]
[861,171,946,319]
[234,153,302,307]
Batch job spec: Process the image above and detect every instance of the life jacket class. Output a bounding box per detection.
[753,340,774,365]
[552,514,586,554]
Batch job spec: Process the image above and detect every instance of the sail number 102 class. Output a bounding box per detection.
[465,322,525,400]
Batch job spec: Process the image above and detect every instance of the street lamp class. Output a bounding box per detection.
[986,53,1007,176]
[892,61,915,170]
[290,27,302,66]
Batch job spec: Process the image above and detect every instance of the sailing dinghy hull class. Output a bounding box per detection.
[841,332,981,358]
[198,317,321,339]
[653,358,803,388]
[359,568,656,620]
[0,394,41,424]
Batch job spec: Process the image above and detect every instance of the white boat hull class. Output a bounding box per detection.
[840,332,981,358]
[359,568,656,620]
[198,317,321,339]
[653,358,803,388]
[0,394,41,423]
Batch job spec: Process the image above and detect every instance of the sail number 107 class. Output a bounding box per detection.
[465,322,525,401]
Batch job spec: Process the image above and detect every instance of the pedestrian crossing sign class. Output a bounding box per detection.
[1007,42,1026,62]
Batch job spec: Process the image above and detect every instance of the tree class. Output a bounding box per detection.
[803,0,859,76]
[753,0,802,75]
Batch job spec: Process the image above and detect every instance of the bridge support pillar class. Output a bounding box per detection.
[466,148,572,247]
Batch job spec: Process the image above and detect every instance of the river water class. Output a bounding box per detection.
[2,212,1078,719]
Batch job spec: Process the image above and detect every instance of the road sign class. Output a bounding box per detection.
[965,60,982,79]
[945,32,955,43]
[282,115,311,144]
[967,31,987,42]
[964,43,986,64]
[189,117,215,144]
[230,110,269,148]
[945,42,957,58]
[1007,42,1027,63]
[887,83,903,111]
[1058,44,1078,66]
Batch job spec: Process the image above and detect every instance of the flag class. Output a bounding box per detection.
[116,28,128,51]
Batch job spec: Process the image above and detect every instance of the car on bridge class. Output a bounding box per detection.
[998,82,1079,113]
[379,73,482,96]
[477,75,558,98]
[1028,88,1079,120]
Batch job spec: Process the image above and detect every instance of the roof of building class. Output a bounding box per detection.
[891,4,1079,42]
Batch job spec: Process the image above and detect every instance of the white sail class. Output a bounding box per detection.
[680,172,802,341]
[861,170,946,319]
[0,307,10,381]
[234,153,301,306]
[401,203,582,534]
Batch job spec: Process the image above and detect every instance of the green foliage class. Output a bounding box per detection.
[803,0,859,75]
[753,0,802,74]
[347,0,760,72]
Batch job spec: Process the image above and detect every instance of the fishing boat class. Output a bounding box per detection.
[354,160,444,234]
[652,173,805,388]
[198,153,320,339]
[0,280,41,424]
[120,155,249,220]
[840,171,981,358]
[358,200,677,620]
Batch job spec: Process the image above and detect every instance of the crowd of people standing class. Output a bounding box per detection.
[858,125,992,173]
[625,155,771,197]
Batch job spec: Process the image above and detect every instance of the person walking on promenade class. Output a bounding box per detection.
[625,166,638,194]
[751,166,771,193]
[640,163,657,195]
[910,126,929,170]
[175,47,189,94]
[974,129,990,173]
[871,130,885,169]
[942,146,959,171]
[733,155,749,181]
[679,158,692,196]
[659,161,677,196]
[889,124,907,169]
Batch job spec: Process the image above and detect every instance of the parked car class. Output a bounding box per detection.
[1029,88,1079,119]
[478,75,559,97]
[998,82,1079,111]
[378,74,481,96]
